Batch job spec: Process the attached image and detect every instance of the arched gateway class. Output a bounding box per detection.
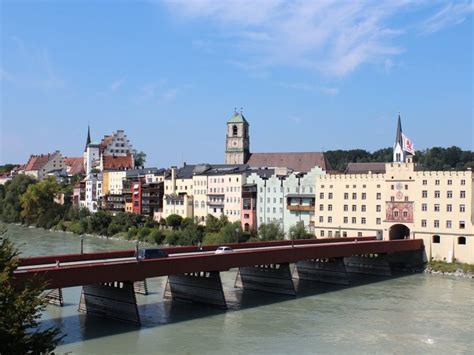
[389,224,410,240]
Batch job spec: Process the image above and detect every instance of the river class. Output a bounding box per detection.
[6,224,474,354]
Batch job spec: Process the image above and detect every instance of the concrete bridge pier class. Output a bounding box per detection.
[387,250,426,272]
[235,263,296,296]
[294,258,350,285]
[164,271,227,309]
[78,281,140,325]
[134,280,149,295]
[344,254,392,276]
[44,288,64,306]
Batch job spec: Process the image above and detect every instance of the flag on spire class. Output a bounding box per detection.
[402,133,415,155]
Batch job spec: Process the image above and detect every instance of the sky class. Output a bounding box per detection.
[1,0,473,167]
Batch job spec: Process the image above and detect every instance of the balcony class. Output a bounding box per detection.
[287,205,314,212]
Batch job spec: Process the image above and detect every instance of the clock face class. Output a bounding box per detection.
[232,141,237,146]
[396,191,403,200]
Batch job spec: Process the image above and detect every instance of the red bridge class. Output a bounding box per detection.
[14,237,425,325]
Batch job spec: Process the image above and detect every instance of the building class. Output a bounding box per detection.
[224,110,330,172]
[64,157,85,176]
[23,151,66,181]
[162,165,195,220]
[314,115,474,264]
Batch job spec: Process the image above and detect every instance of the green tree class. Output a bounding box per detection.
[181,217,194,229]
[0,175,36,223]
[205,214,220,233]
[19,177,62,228]
[166,214,183,229]
[288,222,313,240]
[220,221,243,243]
[0,224,63,353]
[258,222,285,241]
[88,210,112,236]
[133,151,147,168]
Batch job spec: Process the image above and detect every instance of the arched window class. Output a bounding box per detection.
[432,235,440,244]
[232,125,238,136]
[458,236,466,245]
[201,201,205,208]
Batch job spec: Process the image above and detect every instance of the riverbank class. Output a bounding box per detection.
[425,260,474,279]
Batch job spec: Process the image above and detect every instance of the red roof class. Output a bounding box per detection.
[25,154,52,171]
[100,135,114,153]
[246,152,330,172]
[103,155,134,170]
[64,157,85,175]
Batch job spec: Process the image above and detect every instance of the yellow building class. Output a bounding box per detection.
[314,116,473,264]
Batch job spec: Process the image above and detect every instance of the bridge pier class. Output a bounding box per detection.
[294,258,350,285]
[134,280,149,295]
[164,271,227,309]
[78,281,140,325]
[235,263,296,296]
[344,254,392,276]
[44,288,64,306]
[387,250,425,272]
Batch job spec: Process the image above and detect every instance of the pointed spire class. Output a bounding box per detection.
[85,125,91,152]
[395,113,403,146]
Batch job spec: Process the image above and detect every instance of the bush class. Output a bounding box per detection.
[165,230,183,245]
[127,226,138,240]
[259,222,285,241]
[288,223,313,240]
[137,227,151,241]
[203,232,225,246]
[166,214,183,229]
[146,228,164,245]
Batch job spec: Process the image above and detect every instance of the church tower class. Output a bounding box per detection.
[393,113,405,163]
[225,110,250,164]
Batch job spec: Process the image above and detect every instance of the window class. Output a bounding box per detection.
[376,218,381,225]
[319,216,323,223]
[361,205,366,212]
[232,125,238,136]
[459,221,465,229]
[361,217,366,224]
[460,204,465,212]
[435,179,440,185]
[458,237,466,245]
[352,193,357,199]
[460,191,466,198]
[352,217,356,224]
[344,193,349,199]
[376,193,381,200]
[434,204,440,212]
[447,204,452,212]
[422,190,427,198]
[461,179,465,185]
[343,231,347,237]
[391,184,394,190]
[343,217,348,223]
[394,210,399,218]
[328,193,333,199]
[434,191,440,198]
[403,211,408,218]
[328,231,333,237]
[422,203,427,211]
[319,204,324,211]
[447,179,452,185]
[362,193,366,200]
[376,205,381,212]
[404,196,409,202]
[344,205,348,212]
[357,232,363,237]
[320,230,325,237]
[405,184,408,190]
[328,204,333,211]
[391,196,395,202]
[421,220,427,227]
[432,235,440,243]
[447,191,452,198]
[328,217,333,223]
[352,205,357,212]
[434,220,439,228]
[320,192,324,199]
[446,220,452,228]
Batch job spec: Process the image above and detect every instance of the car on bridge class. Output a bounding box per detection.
[137,248,169,260]
[215,246,234,254]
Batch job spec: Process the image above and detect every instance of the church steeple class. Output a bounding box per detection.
[225,109,250,164]
[393,113,405,163]
[85,125,91,152]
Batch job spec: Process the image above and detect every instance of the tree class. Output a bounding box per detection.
[258,222,285,241]
[0,224,63,353]
[133,151,147,168]
[166,214,183,229]
[289,222,313,240]
[20,177,62,228]
[205,214,220,233]
[88,210,112,235]
[0,175,36,223]
[220,222,243,243]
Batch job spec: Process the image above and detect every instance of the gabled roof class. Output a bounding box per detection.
[103,155,134,170]
[227,112,248,124]
[25,153,58,171]
[246,152,329,172]
[345,162,386,174]
[64,157,85,175]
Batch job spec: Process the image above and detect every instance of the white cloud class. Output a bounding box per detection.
[421,1,473,34]
[278,82,339,96]
[162,0,472,77]
[109,78,124,91]
[132,80,179,105]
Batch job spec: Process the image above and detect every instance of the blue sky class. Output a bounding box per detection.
[1,0,473,167]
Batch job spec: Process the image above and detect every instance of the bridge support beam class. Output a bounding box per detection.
[344,254,392,276]
[78,281,140,325]
[294,258,349,285]
[387,250,425,272]
[134,280,149,295]
[164,272,227,309]
[235,263,296,296]
[44,288,64,306]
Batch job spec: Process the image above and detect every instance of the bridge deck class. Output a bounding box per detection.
[14,239,423,290]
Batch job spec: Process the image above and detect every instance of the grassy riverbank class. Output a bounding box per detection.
[427,260,474,275]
